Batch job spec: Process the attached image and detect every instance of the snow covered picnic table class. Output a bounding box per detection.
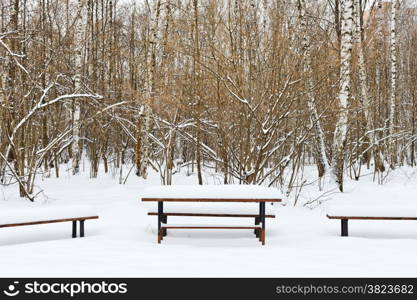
[0,205,99,239]
[326,200,417,236]
[141,185,282,245]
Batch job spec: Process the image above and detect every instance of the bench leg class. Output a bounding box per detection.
[261,202,266,245]
[160,214,168,236]
[79,220,85,238]
[257,229,265,244]
[72,221,77,238]
[158,230,162,243]
[341,219,348,237]
[254,217,260,237]
[157,202,163,243]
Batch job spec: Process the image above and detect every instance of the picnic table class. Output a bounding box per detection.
[141,185,282,245]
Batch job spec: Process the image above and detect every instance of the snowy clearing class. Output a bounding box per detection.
[1,166,417,277]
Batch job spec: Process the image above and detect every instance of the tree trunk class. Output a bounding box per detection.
[354,0,385,174]
[297,0,330,187]
[332,0,354,192]
[136,0,161,179]
[387,0,399,168]
[71,0,86,175]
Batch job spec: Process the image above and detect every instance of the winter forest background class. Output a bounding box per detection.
[1,0,417,203]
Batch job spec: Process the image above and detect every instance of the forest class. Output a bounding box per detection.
[0,0,416,201]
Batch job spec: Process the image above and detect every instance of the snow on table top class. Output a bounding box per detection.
[141,185,282,200]
[0,205,98,225]
[326,200,417,218]
[141,185,281,215]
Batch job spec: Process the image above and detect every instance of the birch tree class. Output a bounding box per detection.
[332,0,354,192]
[72,0,86,174]
[297,0,330,189]
[136,0,161,179]
[387,0,400,168]
[354,0,385,174]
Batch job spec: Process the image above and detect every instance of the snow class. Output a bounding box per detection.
[0,205,98,225]
[1,164,417,277]
[327,200,417,218]
[141,185,282,199]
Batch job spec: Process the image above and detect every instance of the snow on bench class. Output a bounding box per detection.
[0,205,99,239]
[326,200,417,236]
[326,200,417,218]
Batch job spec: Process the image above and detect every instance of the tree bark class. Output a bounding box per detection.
[72,0,86,175]
[297,0,330,186]
[388,0,399,168]
[354,0,385,174]
[332,0,354,192]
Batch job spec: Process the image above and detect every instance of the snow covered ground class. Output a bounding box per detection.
[1,164,417,277]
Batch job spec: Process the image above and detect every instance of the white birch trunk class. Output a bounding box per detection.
[355,0,369,121]
[138,0,161,179]
[355,0,385,173]
[297,0,330,186]
[388,0,399,167]
[332,0,354,192]
[71,0,85,175]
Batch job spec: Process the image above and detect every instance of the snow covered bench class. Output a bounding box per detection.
[0,205,98,239]
[327,202,417,237]
[141,185,282,245]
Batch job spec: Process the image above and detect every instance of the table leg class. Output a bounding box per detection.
[79,220,85,238]
[341,219,348,237]
[258,204,263,242]
[261,202,266,245]
[72,221,77,238]
[158,201,163,243]
[255,202,262,237]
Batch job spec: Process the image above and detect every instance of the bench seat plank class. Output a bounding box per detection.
[327,215,417,220]
[162,225,261,229]
[148,212,275,218]
[0,216,99,228]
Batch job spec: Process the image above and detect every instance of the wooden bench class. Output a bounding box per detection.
[327,215,417,237]
[142,192,281,245]
[147,212,275,241]
[0,216,98,238]
[0,206,99,240]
